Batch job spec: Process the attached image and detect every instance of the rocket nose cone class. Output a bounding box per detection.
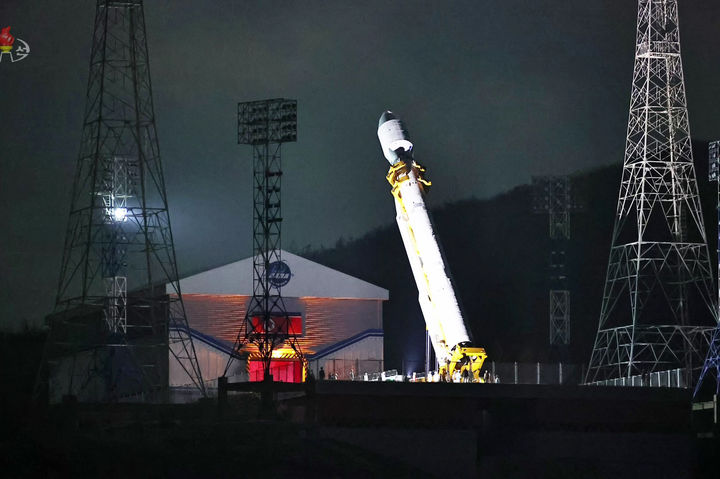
[378,110,397,128]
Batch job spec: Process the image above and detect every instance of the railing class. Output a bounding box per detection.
[402,360,583,384]
[313,360,580,384]
[587,368,687,388]
[308,358,384,381]
[476,361,582,385]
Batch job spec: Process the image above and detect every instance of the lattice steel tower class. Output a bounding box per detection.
[695,141,720,395]
[225,99,303,381]
[37,0,205,402]
[586,0,717,385]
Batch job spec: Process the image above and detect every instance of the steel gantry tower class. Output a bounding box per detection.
[224,99,304,382]
[36,0,205,402]
[586,0,717,386]
[695,141,720,395]
[532,175,573,349]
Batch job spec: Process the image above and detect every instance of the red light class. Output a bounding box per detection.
[249,359,303,382]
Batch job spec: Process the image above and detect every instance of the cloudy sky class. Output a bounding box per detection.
[1,0,720,329]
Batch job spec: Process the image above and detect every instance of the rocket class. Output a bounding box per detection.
[377,111,472,366]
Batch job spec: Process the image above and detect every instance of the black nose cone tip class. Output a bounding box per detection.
[379,110,397,127]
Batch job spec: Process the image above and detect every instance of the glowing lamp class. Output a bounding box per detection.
[0,27,15,52]
[113,207,128,222]
[271,348,296,359]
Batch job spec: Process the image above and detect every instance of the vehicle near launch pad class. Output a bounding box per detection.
[377,111,487,381]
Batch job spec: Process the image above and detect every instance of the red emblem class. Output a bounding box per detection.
[0,27,15,52]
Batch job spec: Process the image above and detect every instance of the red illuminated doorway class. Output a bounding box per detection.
[249,359,303,383]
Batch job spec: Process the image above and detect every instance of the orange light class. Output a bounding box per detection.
[271,348,296,359]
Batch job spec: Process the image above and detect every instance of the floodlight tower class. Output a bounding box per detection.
[532,176,572,349]
[695,141,720,395]
[586,0,717,385]
[37,0,205,402]
[225,99,303,382]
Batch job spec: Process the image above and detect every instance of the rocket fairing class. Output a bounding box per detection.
[378,111,413,165]
[378,111,471,365]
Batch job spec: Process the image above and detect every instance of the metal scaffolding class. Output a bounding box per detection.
[586,0,717,385]
[224,99,304,382]
[36,0,205,402]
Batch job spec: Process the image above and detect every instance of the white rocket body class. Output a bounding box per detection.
[377,111,471,365]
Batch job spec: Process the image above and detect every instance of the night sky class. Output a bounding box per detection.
[2,1,720,330]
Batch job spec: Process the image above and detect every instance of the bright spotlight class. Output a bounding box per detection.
[113,207,128,222]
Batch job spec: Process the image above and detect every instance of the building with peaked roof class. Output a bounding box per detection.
[168,251,388,387]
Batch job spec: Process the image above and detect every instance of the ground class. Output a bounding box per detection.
[2,332,718,478]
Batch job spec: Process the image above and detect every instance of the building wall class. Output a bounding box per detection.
[181,294,382,356]
[309,335,384,380]
[300,297,381,355]
[169,338,247,387]
[181,294,243,343]
[51,345,168,403]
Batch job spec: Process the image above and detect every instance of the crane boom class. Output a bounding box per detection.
[377,111,487,380]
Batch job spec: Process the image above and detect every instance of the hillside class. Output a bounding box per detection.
[305,142,718,371]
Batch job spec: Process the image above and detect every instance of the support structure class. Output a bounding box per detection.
[586,0,717,385]
[36,0,205,402]
[378,111,486,379]
[532,175,572,347]
[224,99,304,382]
[549,290,570,346]
[424,329,435,379]
[695,141,720,395]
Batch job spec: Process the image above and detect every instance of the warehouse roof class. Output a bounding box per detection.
[170,250,389,300]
